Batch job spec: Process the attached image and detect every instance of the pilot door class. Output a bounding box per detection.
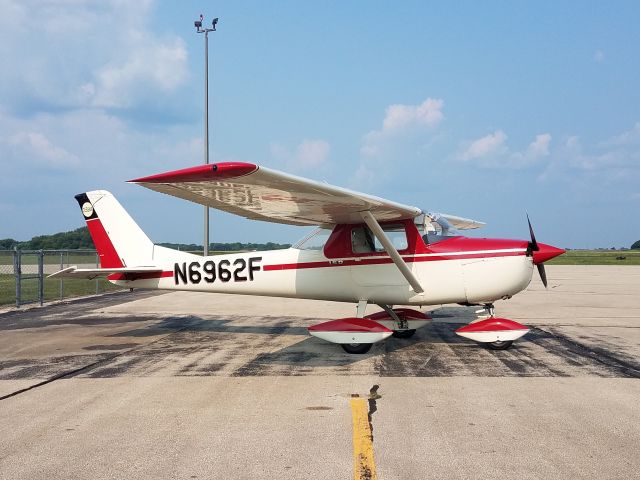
[348,223,412,287]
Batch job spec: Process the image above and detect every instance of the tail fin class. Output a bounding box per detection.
[76,191,154,268]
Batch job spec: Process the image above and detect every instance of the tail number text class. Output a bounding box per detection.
[174,257,262,285]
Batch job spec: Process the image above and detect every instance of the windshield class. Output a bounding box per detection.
[418,222,459,245]
[293,228,333,251]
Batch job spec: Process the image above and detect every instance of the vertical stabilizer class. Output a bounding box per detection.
[75,191,154,268]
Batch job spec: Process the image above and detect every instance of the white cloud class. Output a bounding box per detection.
[295,139,331,168]
[352,164,375,188]
[6,131,79,168]
[0,0,189,113]
[563,133,640,171]
[89,34,188,108]
[459,131,552,168]
[382,98,444,132]
[460,130,507,161]
[0,107,202,183]
[538,129,640,186]
[361,98,444,156]
[270,139,331,171]
[527,133,551,157]
[600,122,640,147]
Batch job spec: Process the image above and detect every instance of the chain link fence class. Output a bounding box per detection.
[0,249,123,308]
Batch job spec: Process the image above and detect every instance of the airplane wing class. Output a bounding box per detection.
[129,162,422,226]
[48,266,162,280]
[129,162,483,295]
[438,213,485,230]
[426,213,485,231]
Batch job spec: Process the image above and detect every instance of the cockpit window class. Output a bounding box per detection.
[352,224,408,253]
[293,228,332,251]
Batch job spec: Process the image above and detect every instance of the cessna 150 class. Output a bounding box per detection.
[51,162,564,353]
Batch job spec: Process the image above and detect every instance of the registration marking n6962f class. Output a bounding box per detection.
[174,256,262,285]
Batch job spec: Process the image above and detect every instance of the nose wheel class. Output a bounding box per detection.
[481,304,513,350]
[341,343,373,354]
[486,340,513,350]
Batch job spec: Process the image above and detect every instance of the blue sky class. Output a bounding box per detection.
[1,0,638,248]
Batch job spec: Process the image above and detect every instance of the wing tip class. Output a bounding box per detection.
[129,162,259,184]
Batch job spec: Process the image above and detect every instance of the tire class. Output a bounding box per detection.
[392,329,417,339]
[341,343,373,354]
[486,340,513,350]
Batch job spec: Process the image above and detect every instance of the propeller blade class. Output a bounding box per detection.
[537,263,548,288]
[527,213,538,251]
[528,215,549,287]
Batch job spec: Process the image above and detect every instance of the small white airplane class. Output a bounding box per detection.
[51,162,564,353]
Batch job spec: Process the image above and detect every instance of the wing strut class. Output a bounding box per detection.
[359,211,424,294]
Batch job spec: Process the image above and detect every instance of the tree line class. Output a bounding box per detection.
[0,227,290,251]
[4,226,637,251]
[158,242,290,252]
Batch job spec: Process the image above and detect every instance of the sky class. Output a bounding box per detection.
[0,0,639,249]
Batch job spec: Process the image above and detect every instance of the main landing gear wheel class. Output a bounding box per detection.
[392,329,417,339]
[486,340,513,350]
[341,343,373,354]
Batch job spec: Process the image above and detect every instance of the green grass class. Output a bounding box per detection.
[547,250,640,265]
[0,252,98,266]
[1,249,638,306]
[0,274,123,307]
[0,249,239,307]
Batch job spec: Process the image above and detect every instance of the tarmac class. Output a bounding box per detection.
[0,265,639,479]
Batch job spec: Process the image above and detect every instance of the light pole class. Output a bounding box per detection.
[194,15,218,257]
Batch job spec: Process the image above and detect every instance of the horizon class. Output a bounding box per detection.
[2,224,637,251]
[1,1,639,249]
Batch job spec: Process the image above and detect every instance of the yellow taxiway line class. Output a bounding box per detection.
[350,396,377,480]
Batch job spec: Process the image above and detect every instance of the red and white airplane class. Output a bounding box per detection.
[51,162,564,353]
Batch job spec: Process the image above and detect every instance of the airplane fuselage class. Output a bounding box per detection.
[109,235,535,307]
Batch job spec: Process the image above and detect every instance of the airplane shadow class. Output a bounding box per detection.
[109,315,313,338]
[231,322,475,373]
[7,305,632,379]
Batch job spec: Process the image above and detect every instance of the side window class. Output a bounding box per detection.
[294,228,332,251]
[351,224,408,254]
[376,225,408,251]
[352,227,375,253]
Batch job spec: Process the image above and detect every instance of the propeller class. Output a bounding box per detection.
[526,214,548,288]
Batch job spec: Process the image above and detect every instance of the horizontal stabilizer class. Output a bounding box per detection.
[48,266,162,280]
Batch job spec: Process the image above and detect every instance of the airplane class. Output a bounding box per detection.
[51,162,565,354]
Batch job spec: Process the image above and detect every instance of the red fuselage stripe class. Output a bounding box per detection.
[107,250,526,280]
[263,250,526,271]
